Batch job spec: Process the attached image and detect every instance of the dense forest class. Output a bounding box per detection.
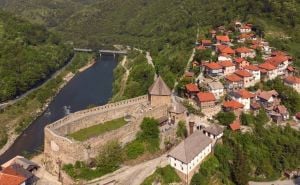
[0,11,72,102]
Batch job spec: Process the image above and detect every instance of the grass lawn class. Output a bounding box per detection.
[68,117,127,141]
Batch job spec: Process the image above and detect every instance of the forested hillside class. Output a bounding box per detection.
[0,11,72,102]
[0,0,299,88]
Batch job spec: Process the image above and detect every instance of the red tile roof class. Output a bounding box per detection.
[196,45,207,50]
[0,166,27,185]
[239,33,251,39]
[244,65,260,71]
[218,60,235,67]
[241,25,251,29]
[234,57,247,64]
[225,74,242,82]
[235,47,252,53]
[236,89,255,99]
[265,55,289,67]
[203,62,222,70]
[287,66,295,72]
[223,100,244,109]
[202,39,212,45]
[284,76,300,84]
[235,70,253,77]
[197,92,216,102]
[185,71,195,78]
[271,50,288,57]
[185,83,200,93]
[259,62,276,71]
[217,45,235,55]
[230,120,241,131]
[216,35,230,42]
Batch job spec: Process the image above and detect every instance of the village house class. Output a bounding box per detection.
[196,92,216,109]
[216,45,235,56]
[235,47,256,58]
[230,120,241,131]
[218,54,232,62]
[185,83,200,98]
[244,65,261,83]
[207,81,224,100]
[203,62,223,77]
[258,62,278,81]
[184,71,195,79]
[216,35,231,45]
[231,89,254,110]
[223,100,244,116]
[270,105,289,123]
[238,33,256,43]
[219,60,236,75]
[202,124,224,140]
[235,70,255,88]
[265,55,289,76]
[225,74,243,90]
[234,58,250,69]
[201,39,212,48]
[285,66,295,77]
[284,76,300,93]
[148,76,172,107]
[239,25,252,33]
[168,131,212,176]
[256,90,280,109]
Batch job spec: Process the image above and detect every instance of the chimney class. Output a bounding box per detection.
[189,121,195,135]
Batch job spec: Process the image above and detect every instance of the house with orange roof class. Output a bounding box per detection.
[238,33,256,43]
[196,92,216,109]
[216,45,235,56]
[234,70,255,88]
[244,65,261,83]
[230,120,241,131]
[284,76,300,93]
[219,61,236,76]
[201,39,212,48]
[216,35,230,45]
[265,55,289,76]
[0,164,37,185]
[235,47,256,58]
[234,58,250,69]
[239,25,252,33]
[218,53,232,62]
[203,62,223,77]
[223,100,244,115]
[225,74,243,90]
[258,62,278,81]
[185,83,200,97]
[231,89,254,110]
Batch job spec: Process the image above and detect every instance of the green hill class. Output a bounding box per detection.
[0,11,72,102]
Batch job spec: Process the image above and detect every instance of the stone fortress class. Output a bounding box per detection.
[44,77,183,175]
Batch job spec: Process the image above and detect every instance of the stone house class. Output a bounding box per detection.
[202,124,224,140]
[196,92,216,109]
[185,83,200,97]
[168,131,212,176]
[284,76,300,93]
[207,81,224,100]
[244,65,261,83]
[219,61,236,75]
[234,58,250,69]
[259,62,278,81]
[235,47,256,58]
[148,76,172,107]
[235,70,255,88]
[270,105,289,123]
[225,74,243,90]
[203,62,223,77]
[256,90,279,108]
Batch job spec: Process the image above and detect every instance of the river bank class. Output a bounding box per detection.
[0,53,94,158]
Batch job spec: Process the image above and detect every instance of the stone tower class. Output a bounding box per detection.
[148,76,172,107]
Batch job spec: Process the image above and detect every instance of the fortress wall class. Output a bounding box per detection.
[44,95,168,175]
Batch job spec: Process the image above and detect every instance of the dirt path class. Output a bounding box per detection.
[249,178,300,185]
[146,51,157,80]
[87,154,168,185]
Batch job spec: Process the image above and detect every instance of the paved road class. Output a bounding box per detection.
[87,154,168,185]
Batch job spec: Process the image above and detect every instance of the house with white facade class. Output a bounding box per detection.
[259,62,278,81]
[219,61,236,75]
[231,89,254,110]
[284,76,300,93]
[207,81,224,100]
[244,65,261,83]
[265,55,289,76]
[168,131,212,176]
[239,25,252,33]
[202,124,224,140]
[235,47,256,58]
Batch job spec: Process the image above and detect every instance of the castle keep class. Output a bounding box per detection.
[44,77,172,175]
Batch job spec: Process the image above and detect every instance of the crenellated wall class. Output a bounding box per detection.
[44,95,169,175]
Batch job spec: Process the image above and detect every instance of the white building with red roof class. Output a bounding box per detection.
[235,47,256,58]
[196,92,216,109]
[203,62,223,77]
[234,70,255,88]
[216,35,230,45]
[265,55,289,76]
[231,89,255,110]
[239,25,252,33]
[218,61,236,76]
[234,58,250,69]
[244,65,261,83]
[284,76,300,93]
[258,62,278,81]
